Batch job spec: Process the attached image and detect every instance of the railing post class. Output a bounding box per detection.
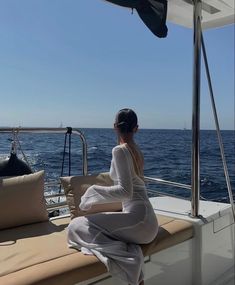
[74,129,88,176]
[191,0,202,217]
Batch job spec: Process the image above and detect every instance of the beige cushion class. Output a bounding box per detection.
[0,171,48,230]
[0,214,193,285]
[141,215,194,256]
[0,217,106,285]
[60,173,122,219]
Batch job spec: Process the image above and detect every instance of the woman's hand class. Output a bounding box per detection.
[79,199,91,211]
[79,185,94,211]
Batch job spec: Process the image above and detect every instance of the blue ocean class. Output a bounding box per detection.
[0,129,234,203]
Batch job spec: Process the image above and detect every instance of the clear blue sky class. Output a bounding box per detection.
[0,0,234,130]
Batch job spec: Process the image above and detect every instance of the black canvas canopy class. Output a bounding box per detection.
[103,0,168,38]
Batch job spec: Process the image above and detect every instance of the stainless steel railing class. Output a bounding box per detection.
[0,127,88,176]
[44,176,192,212]
[144,176,191,191]
[0,127,88,213]
[191,0,202,218]
[0,126,205,214]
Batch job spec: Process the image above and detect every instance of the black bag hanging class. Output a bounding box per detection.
[0,152,32,177]
[104,0,168,38]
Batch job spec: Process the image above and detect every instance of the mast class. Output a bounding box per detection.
[191,0,202,217]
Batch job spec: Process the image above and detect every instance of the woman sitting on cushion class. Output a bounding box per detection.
[67,108,158,285]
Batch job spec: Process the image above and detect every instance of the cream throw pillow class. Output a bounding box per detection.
[0,170,48,230]
[60,173,122,219]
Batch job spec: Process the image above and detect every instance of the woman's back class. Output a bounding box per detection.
[125,142,144,179]
[110,144,149,205]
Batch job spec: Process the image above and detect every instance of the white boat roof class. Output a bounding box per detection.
[167,0,235,29]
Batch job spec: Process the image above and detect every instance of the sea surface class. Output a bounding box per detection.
[0,128,234,203]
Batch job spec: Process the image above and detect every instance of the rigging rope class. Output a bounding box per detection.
[202,34,235,221]
[58,127,72,203]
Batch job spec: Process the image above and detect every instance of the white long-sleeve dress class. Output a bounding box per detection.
[67,144,158,285]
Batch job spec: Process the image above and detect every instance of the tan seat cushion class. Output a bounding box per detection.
[0,216,106,285]
[60,173,122,219]
[0,214,193,285]
[0,171,48,230]
[141,215,193,256]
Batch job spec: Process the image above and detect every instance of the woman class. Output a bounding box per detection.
[67,108,158,285]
